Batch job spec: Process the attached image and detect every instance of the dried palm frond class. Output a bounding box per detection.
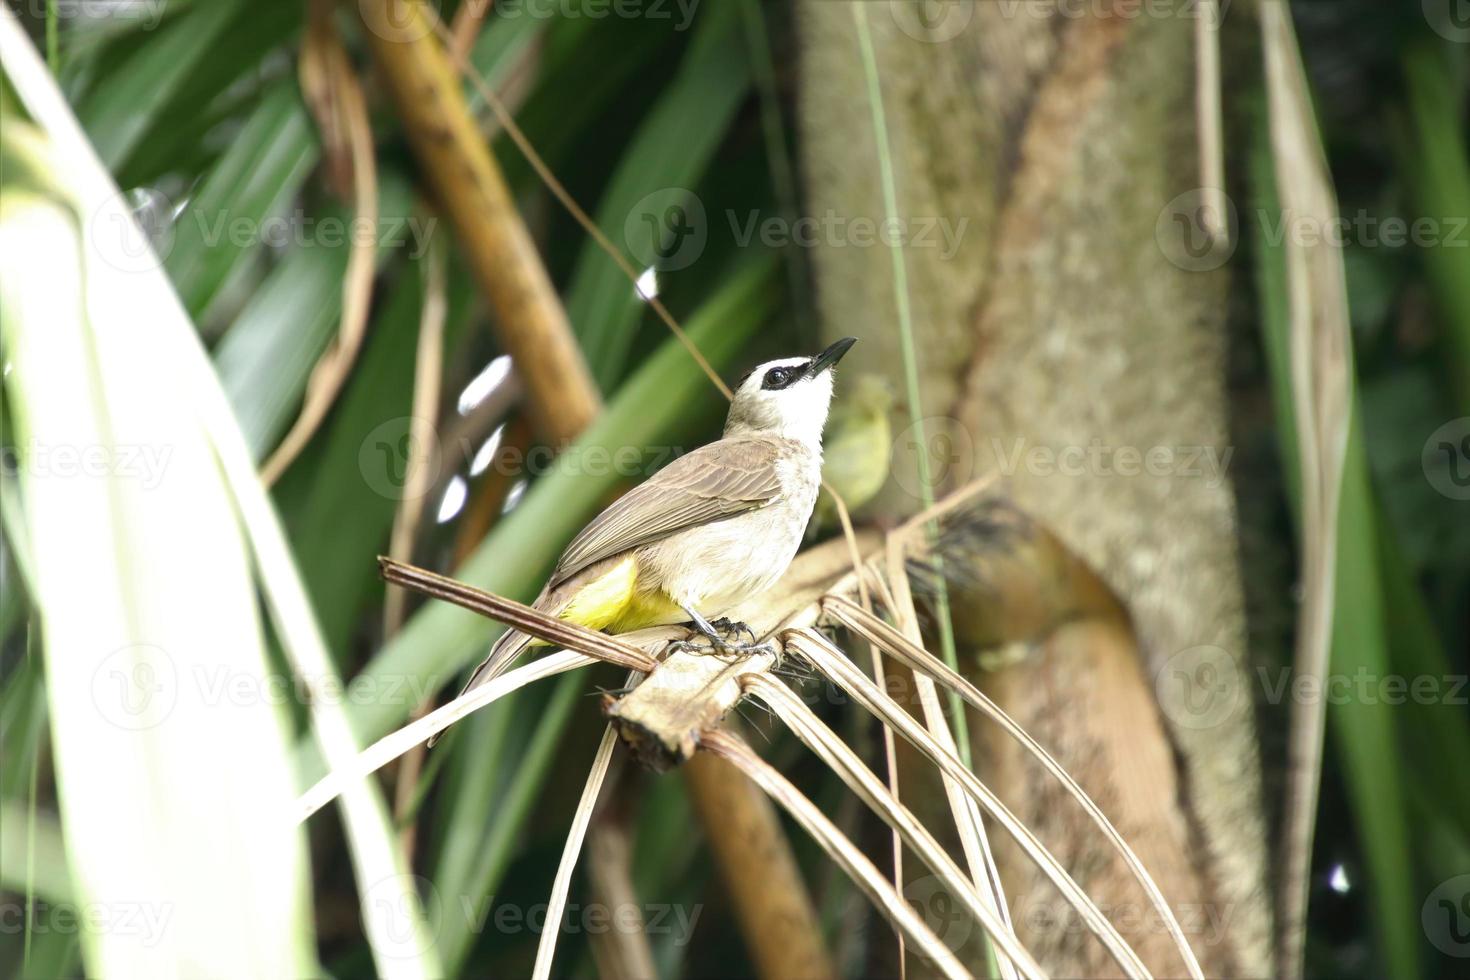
[299,484,1209,979]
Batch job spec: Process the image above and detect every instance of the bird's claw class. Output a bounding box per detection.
[668,631,778,664]
[709,617,759,646]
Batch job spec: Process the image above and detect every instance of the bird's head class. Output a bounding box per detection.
[724,337,857,445]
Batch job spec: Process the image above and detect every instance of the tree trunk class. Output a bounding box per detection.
[797,3,1271,976]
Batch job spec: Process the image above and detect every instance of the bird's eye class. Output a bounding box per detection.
[763,367,793,389]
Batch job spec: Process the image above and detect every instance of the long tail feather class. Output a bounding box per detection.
[426,628,538,747]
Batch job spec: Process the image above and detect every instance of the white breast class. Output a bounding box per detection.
[639,448,821,614]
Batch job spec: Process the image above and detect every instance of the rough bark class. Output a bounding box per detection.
[798,3,1270,976]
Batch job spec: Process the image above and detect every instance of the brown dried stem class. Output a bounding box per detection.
[702,731,969,980]
[685,749,837,980]
[358,0,601,446]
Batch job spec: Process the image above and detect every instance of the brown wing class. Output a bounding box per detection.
[548,437,786,587]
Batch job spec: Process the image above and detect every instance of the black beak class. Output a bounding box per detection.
[808,336,857,376]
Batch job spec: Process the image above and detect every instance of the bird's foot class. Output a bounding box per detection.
[708,617,759,646]
[676,607,774,661]
[669,628,777,663]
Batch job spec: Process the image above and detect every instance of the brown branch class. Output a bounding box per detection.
[685,749,836,980]
[263,5,379,483]
[358,0,601,446]
[377,557,653,673]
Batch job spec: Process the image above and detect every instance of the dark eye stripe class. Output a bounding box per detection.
[761,361,809,391]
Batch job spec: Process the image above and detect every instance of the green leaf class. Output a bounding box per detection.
[564,1,752,387]
[73,0,241,170]
[213,172,416,459]
[1251,95,1422,980]
[1,23,437,973]
[162,80,320,320]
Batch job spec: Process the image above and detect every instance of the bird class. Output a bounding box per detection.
[429,337,857,746]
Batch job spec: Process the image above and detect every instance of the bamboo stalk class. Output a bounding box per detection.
[702,732,970,980]
[358,0,600,446]
[685,749,837,980]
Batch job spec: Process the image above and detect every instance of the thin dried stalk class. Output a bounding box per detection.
[1262,3,1353,976]
[1194,0,1227,242]
[384,244,449,634]
[263,11,378,483]
[389,242,449,855]
[892,476,997,542]
[532,723,619,980]
[360,0,601,445]
[825,595,1207,980]
[296,651,592,821]
[426,11,732,401]
[833,486,907,971]
[448,0,494,63]
[885,541,1015,980]
[743,675,1044,980]
[785,629,1152,980]
[702,731,970,980]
